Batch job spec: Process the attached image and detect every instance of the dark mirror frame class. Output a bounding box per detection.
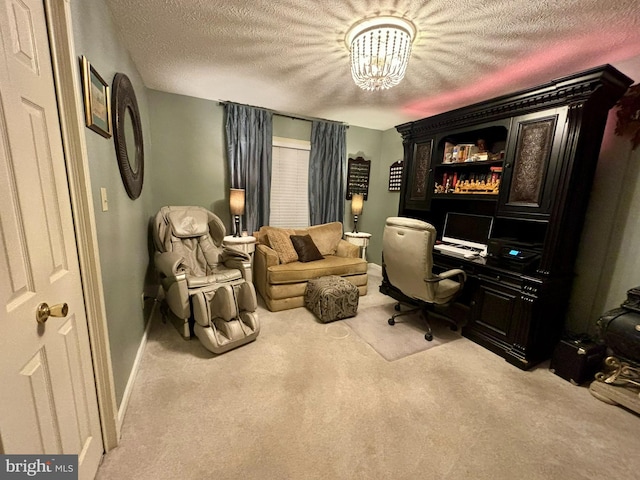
[112,73,144,199]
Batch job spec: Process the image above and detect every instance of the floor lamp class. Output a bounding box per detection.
[229,188,245,237]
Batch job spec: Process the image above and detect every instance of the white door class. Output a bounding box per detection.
[0,0,104,478]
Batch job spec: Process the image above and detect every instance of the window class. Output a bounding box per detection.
[269,137,311,228]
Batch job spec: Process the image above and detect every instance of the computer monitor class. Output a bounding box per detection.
[441,212,494,253]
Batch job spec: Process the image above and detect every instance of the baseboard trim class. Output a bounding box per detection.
[368,263,382,274]
[117,296,158,431]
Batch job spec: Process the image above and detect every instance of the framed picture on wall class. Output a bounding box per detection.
[80,56,112,138]
[346,156,370,200]
[388,160,403,191]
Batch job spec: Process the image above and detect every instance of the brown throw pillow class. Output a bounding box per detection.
[290,234,324,262]
[267,229,298,264]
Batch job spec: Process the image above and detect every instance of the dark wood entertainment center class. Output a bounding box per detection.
[394,65,633,370]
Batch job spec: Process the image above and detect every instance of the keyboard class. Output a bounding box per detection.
[433,244,480,259]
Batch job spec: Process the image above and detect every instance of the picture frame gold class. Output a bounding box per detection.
[81,56,112,138]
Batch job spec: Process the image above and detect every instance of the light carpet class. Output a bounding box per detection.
[95,265,640,480]
[344,303,461,361]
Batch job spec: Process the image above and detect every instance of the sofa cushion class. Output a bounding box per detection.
[267,255,367,284]
[267,228,298,264]
[259,226,295,248]
[307,222,343,256]
[266,273,369,300]
[290,234,324,262]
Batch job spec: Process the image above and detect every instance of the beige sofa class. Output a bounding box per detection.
[253,222,368,311]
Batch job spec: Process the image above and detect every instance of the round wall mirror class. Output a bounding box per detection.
[123,107,138,173]
[112,73,143,199]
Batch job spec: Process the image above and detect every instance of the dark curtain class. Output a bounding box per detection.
[309,120,346,225]
[224,103,273,234]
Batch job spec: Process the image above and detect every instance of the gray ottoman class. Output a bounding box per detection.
[304,275,359,323]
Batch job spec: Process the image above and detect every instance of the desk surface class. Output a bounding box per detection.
[433,250,487,265]
[433,250,538,280]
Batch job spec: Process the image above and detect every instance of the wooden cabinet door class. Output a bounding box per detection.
[469,277,519,343]
[497,107,568,219]
[401,139,435,212]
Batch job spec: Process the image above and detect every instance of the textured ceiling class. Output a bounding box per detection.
[105,0,640,130]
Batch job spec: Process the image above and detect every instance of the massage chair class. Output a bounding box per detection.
[152,206,259,354]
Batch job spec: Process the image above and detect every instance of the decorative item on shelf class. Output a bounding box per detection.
[435,168,501,195]
[442,142,455,164]
[455,170,500,194]
[468,139,488,162]
[80,56,112,138]
[351,193,364,233]
[615,84,640,150]
[454,143,475,163]
[388,160,403,191]
[345,16,416,91]
[229,188,245,237]
[489,150,505,161]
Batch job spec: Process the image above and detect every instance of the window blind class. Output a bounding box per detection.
[269,138,311,228]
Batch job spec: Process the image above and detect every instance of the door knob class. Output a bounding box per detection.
[36,302,68,324]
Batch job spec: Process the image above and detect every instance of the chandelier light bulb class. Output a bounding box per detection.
[346,16,416,91]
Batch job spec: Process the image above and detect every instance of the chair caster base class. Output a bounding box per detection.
[394,304,401,312]
[425,333,433,341]
[450,324,458,332]
[388,318,395,326]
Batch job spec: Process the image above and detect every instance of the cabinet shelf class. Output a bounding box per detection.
[436,159,504,170]
[432,193,498,201]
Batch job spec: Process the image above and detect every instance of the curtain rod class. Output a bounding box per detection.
[217,100,349,128]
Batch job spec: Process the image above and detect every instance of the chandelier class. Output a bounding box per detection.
[346,16,416,91]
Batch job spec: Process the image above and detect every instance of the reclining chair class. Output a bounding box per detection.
[380,217,466,341]
[153,206,259,354]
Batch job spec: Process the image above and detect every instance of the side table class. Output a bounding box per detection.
[223,235,256,257]
[344,231,371,261]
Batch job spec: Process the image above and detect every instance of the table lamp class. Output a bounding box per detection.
[351,193,364,233]
[229,188,245,237]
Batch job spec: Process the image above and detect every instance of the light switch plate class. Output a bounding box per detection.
[100,187,108,211]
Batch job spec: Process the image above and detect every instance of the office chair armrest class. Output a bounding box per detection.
[155,251,185,277]
[425,268,467,284]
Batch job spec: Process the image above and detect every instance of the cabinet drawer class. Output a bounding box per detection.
[477,272,520,289]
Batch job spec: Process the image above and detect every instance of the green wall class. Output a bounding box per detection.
[148,92,229,222]
[566,114,640,333]
[148,90,403,263]
[71,0,154,406]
